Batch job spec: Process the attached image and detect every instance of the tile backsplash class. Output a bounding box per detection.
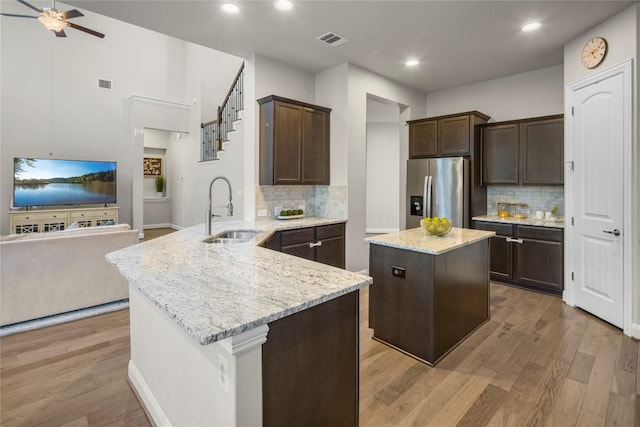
[487,185,564,216]
[256,185,347,219]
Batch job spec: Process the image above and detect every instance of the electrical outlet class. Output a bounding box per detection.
[218,354,229,393]
[274,206,283,216]
[257,209,267,217]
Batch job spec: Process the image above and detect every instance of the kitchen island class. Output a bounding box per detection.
[106,218,371,427]
[366,227,494,366]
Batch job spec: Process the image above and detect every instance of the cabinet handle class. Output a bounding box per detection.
[506,238,523,244]
[309,241,323,248]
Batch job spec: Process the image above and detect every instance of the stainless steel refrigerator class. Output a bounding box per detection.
[406,157,470,229]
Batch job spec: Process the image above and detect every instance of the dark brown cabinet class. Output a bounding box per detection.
[263,223,345,269]
[368,238,489,365]
[481,115,564,185]
[263,291,358,426]
[472,221,563,295]
[258,95,331,185]
[408,111,489,159]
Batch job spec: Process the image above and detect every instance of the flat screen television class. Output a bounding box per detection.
[13,158,117,207]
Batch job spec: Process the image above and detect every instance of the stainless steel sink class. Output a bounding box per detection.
[216,230,261,239]
[203,230,261,244]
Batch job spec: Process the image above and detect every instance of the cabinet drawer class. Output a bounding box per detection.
[472,221,513,236]
[14,211,65,221]
[516,226,563,242]
[281,227,315,246]
[316,223,344,240]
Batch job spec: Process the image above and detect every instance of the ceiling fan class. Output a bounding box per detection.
[1,0,104,38]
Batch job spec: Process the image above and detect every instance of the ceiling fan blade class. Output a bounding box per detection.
[61,9,83,20]
[54,29,66,37]
[0,13,38,18]
[16,0,43,14]
[66,22,104,38]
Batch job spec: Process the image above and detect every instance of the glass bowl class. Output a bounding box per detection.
[420,218,453,236]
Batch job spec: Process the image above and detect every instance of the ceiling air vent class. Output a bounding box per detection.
[316,31,348,47]
[97,78,112,89]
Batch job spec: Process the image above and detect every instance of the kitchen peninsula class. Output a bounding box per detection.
[106,218,371,427]
[366,227,494,366]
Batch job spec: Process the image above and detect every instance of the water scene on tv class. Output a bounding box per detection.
[14,158,116,207]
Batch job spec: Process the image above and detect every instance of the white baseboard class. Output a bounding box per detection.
[630,323,640,339]
[143,223,173,230]
[170,224,184,230]
[129,360,173,427]
[366,228,399,234]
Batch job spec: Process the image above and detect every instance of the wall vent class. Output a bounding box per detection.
[316,31,348,47]
[97,78,112,89]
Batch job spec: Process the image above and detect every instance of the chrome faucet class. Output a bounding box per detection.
[206,176,233,235]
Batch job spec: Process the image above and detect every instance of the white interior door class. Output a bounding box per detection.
[570,70,625,328]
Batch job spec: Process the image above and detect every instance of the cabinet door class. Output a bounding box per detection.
[273,101,303,184]
[514,226,563,292]
[315,224,345,269]
[438,115,470,156]
[481,124,519,185]
[281,243,315,261]
[280,227,315,261]
[519,118,564,184]
[514,239,563,292]
[471,221,513,280]
[409,120,437,158]
[301,107,330,184]
[489,236,513,280]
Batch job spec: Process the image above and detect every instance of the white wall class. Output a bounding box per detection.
[563,4,639,333]
[426,65,564,121]
[1,1,244,234]
[366,98,400,234]
[344,65,427,271]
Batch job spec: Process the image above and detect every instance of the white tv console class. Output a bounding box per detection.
[9,207,119,234]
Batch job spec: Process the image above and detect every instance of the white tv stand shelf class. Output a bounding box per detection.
[9,207,119,234]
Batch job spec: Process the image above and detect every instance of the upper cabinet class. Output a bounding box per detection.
[258,95,331,185]
[408,111,490,158]
[481,115,564,185]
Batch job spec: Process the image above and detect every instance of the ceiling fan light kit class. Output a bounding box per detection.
[1,0,105,38]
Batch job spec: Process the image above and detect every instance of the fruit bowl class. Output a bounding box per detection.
[420,217,452,236]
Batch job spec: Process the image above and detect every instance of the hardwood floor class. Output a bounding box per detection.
[142,228,175,241]
[1,283,638,426]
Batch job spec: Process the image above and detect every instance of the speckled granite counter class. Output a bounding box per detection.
[106,217,371,346]
[473,215,565,229]
[365,227,495,255]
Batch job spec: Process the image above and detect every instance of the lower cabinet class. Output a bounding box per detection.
[263,222,345,269]
[472,221,564,295]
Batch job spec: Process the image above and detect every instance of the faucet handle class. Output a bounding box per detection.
[228,202,234,216]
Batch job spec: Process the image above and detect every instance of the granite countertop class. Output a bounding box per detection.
[365,227,495,255]
[472,215,565,229]
[106,217,371,346]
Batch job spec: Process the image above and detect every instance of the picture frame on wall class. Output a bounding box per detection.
[143,157,162,176]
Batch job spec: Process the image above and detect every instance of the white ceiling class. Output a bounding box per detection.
[48,1,640,92]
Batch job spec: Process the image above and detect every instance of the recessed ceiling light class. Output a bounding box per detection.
[405,59,420,67]
[521,22,541,32]
[222,3,239,14]
[275,0,293,11]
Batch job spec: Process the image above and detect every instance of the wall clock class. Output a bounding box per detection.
[581,37,608,69]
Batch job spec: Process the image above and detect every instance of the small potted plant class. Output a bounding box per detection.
[155,174,165,197]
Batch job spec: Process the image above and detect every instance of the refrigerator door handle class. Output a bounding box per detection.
[424,176,432,218]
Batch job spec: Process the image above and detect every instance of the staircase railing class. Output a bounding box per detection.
[201,62,245,161]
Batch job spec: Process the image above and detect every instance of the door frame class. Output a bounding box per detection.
[564,59,634,336]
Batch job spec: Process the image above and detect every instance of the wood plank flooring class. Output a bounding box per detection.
[2,283,638,426]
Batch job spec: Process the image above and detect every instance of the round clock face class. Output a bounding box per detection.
[581,37,608,69]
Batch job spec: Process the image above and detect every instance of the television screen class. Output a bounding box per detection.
[13,158,117,207]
